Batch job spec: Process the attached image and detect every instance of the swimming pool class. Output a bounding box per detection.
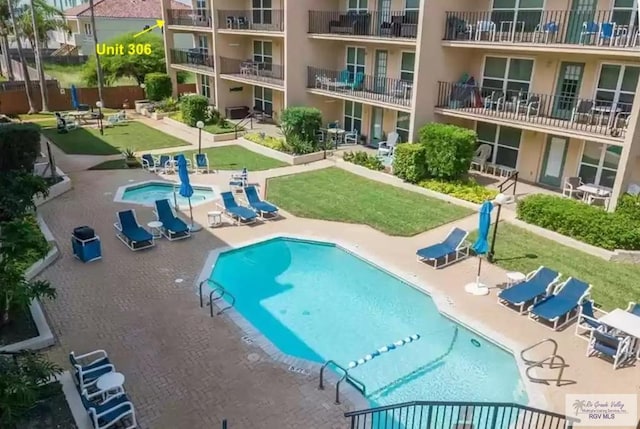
[209,238,527,408]
[115,181,216,209]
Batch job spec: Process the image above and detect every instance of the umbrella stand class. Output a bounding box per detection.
[187,197,202,232]
[464,254,490,296]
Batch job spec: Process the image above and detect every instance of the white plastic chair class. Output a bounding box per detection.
[344,129,359,144]
[377,132,399,157]
[470,144,492,172]
[562,177,584,198]
[475,20,496,41]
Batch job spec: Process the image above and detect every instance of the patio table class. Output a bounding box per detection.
[599,309,640,360]
[578,183,612,208]
[326,128,345,148]
[66,111,91,124]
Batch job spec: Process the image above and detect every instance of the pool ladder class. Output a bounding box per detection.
[520,338,572,387]
[319,360,367,405]
[199,280,236,317]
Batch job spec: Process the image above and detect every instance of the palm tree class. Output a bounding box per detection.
[17,0,68,50]
[88,0,103,103]
[26,0,49,111]
[6,0,35,113]
[0,0,15,80]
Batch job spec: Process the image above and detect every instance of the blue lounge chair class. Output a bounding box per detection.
[244,185,279,219]
[193,153,210,174]
[154,199,191,241]
[574,299,609,340]
[416,227,469,269]
[528,277,592,330]
[218,191,258,225]
[140,154,156,172]
[113,209,155,251]
[498,266,561,314]
[626,302,640,316]
[87,394,138,429]
[69,350,114,392]
[587,327,632,369]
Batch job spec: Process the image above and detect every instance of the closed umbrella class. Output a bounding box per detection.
[176,154,200,232]
[464,200,494,296]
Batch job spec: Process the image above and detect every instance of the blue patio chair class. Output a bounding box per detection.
[626,302,640,316]
[154,199,191,241]
[528,277,592,330]
[338,69,350,84]
[587,327,632,370]
[88,397,138,429]
[598,22,615,45]
[244,185,279,219]
[575,299,609,340]
[416,227,470,269]
[113,209,155,251]
[193,153,210,174]
[498,266,561,314]
[534,21,559,43]
[158,155,171,174]
[69,350,114,392]
[229,168,248,192]
[218,191,258,225]
[580,21,599,44]
[140,154,157,172]
[80,387,127,412]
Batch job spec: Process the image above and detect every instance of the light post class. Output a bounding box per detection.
[488,193,510,263]
[96,100,103,135]
[196,120,204,154]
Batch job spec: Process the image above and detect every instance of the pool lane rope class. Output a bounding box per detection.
[347,334,421,369]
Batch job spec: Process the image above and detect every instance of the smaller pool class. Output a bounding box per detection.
[115,181,216,208]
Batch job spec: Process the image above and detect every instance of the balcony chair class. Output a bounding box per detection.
[517,95,540,118]
[587,327,633,369]
[571,100,594,124]
[470,144,492,172]
[562,177,584,199]
[597,22,616,46]
[474,20,496,41]
[533,21,559,43]
[580,21,600,44]
[575,299,609,340]
[610,112,630,137]
[483,91,504,110]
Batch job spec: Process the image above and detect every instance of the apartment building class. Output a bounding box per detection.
[160,0,640,210]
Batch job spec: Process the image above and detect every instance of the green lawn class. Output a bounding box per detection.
[170,145,286,171]
[42,121,187,155]
[470,223,640,311]
[266,167,473,236]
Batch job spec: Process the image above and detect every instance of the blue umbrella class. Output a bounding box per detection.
[70,84,80,110]
[466,201,494,295]
[176,154,195,229]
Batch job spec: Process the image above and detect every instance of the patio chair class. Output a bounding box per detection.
[587,327,632,369]
[571,100,594,124]
[598,22,616,45]
[626,302,640,316]
[81,387,127,411]
[351,72,365,90]
[193,153,210,174]
[533,21,559,43]
[498,266,561,314]
[378,132,399,157]
[483,91,504,110]
[517,95,540,118]
[470,144,492,172]
[528,277,592,330]
[113,209,155,251]
[56,112,78,133]
[229,168,248,192]
[106,110,127,127]
[158,155,172,174]
[217,191,258,225]
[69,350,114,393]
[344,129,359,144]
[244,185,279,219]
[575,299,609,340]
[562,177,584,199]
[474,20,496,41]
[154,199,191,241]
[140,154,157,172]
[88,398,138,429]
[416,227,470,269]
[580,21,599,44]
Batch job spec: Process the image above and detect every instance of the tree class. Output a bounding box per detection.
[0,0,14,80]
[6,0,35,113]
[88,0,103,103]
[0,172,48,222]
[419,123,477,181]
[25,0,54,111]
[16,0,67,49]
[83,32,165,85]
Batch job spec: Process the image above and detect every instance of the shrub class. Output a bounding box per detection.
[155,97,179,113]
[343,151,384,171]
[283,133,314,155]
[419,179,498,204]
[245,133,287,152]
[180,95,209,126]
[616,193,640,219]
[517,194,640,251]
[280,107,322,148]
[144,73,172,101]
[392,143,428,183]
[419,123,476,180]
[0,123,41,172]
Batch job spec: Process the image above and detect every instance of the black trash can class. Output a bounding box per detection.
[73,226,95,241]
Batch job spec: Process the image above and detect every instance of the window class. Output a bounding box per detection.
[196,0,207,17]
[400,52,415,82]
[578,142,621,189]
[253,40,272,63]
[395,111,410,142]
[254,87,273,115]
[482,56,533,99]
[595,64,640,113]
[198,35,208,54]
[612,0,636,27]
[199,74,210,98]
[343,101,362,133]
[252,0,272,25]
[491,0,543,32]
[405,0,420,10]
[476,122,521,169]
[348,0,367,12]
[83,23,92,35]
[346,47,365,76]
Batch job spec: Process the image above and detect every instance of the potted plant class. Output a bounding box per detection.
[122,148,139,168]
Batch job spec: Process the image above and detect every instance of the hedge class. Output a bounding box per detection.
[419,179,498,204]
[418,123,476,180]
[616,193,640,220]
[180,95,209,127]
[144,73,172,101]
[517,194,640,251]
[392,143,427,183]
[0,123,41,172]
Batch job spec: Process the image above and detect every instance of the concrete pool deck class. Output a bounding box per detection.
[36,164,639,429]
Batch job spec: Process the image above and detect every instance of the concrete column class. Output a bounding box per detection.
[160,0,178,97]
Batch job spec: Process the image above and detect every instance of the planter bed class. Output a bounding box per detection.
[163,116,238,142]
[16,381,78,429]
[239,137,326,166]
[0,308,38,346]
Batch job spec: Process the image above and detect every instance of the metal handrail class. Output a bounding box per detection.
[319,360,366,404]
[234,112,254,138]
[498,170,518,196]
[525,354,569,387]
[520,338,558,366]
[198,279,236,316]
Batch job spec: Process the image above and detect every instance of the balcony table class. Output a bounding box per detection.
[591,105,620,127]
[599,309,640,360]
[577,183,612,209]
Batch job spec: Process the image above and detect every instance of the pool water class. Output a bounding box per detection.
[210,238,527,408]
[120,182,215,207]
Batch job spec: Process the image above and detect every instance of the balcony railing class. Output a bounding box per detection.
[166,9,211,28]
[170,49,215,70]
[443,9,640,47]
[219,57,284,85]
[436,81,632,139]
[308,67,412,107]
[218,10,284,32]
[308,10,419,39]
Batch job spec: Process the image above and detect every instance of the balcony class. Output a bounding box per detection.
[219,57,284,88]
[307,67,412,110]
[435,81,631,144]
[308,11,418,41]
[217,10,284,33]
[170,49,215,73]
[166,9,211,28]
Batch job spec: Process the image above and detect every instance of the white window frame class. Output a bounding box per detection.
[480,54,536,97]
[404,0,420,12]
[610,0,637,27]
[198,35,209,54]
[474,122,522,169]
[345,46,366,76]
[343,100,363,133]
[253,40,273,64]
[593,61,640,112]
[491,0,545,22]
[252,0,272,24]
[83,23,92,35]
[395,111,410,142]
[254,86,273,114]
[577,141,621,188]
[196,0,207,16]
[347,0,368,12]
[199,74,210,98]
[400,51,415,83]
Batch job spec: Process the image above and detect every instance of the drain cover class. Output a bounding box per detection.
[175,278,184,283]
[103,192,113,196]
[247,353,260,362]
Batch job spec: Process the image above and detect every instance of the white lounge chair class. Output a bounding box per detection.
[193,153,210,174]
[378,132,399,157]
[470,144,492,172]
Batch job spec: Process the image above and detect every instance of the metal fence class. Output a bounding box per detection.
[218,9,284,32]
[166,9,211,27]
[170,49,215,70]
[219,57,284,84]
[308,10,419,38]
